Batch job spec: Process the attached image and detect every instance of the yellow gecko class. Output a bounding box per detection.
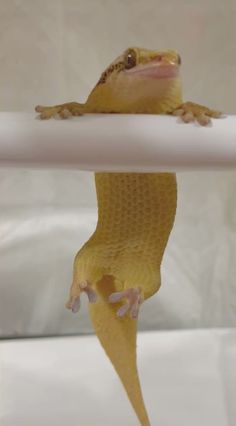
[36,47,221,426]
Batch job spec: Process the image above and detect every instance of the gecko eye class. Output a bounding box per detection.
[177,54,182,65]
[124,49,137,69]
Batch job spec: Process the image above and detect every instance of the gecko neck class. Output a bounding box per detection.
[85,76,182,114]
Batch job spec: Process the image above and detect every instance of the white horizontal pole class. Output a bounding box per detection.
[0,112,235,172]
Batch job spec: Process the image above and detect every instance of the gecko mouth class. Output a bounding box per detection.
[124,62,179,79]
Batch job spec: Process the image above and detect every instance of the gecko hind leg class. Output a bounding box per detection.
[109,287,143,320]
[66,280,97,313]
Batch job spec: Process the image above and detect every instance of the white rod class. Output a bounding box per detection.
[0,112,235,172]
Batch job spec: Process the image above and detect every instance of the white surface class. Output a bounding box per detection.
[1,329,236,426]
[0,112,236,171]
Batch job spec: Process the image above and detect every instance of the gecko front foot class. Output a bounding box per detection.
[172,101,222,126]
[35,102,83,120]
[109,287,143,320]
[66,280,97,313]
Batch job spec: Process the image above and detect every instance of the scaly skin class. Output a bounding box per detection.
[36,47,222,426]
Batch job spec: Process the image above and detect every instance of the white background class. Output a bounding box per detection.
[1,330,236,426]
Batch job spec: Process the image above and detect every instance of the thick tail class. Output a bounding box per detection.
[89,275,151,426]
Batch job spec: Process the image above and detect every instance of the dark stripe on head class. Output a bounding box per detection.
[97,61,124,85]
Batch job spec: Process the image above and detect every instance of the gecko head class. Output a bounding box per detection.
[122,47,181,79]
[94,47,182,113]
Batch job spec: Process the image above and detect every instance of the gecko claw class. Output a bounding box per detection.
[66,295,81,313]
[109,287,143,320]
[109,292,125,303]
[66,281,97,313]
[59,108,72,119]
[117,303,130,317]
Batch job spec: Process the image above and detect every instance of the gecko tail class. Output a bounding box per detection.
[89,275,151,426]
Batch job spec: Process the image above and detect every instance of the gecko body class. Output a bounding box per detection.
[36,47,221,426]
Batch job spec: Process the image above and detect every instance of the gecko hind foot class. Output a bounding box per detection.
[109,287,143,320]
[66,280,97,313]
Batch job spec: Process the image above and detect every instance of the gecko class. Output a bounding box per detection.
[36,47,222,426]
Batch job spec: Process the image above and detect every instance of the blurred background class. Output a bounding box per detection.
[0,0,236,338]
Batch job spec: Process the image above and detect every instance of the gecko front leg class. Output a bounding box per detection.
[35,102,84,119]
[172,101,222,125]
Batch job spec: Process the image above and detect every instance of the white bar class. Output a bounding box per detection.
[0,112,235,172]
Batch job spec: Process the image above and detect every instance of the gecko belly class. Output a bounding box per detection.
[73,172,177,299]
